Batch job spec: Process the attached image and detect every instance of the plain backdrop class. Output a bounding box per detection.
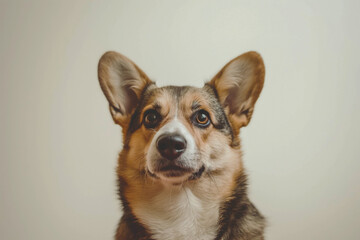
[1,0,359,239]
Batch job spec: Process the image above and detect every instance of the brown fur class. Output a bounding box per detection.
[98,51,266,240]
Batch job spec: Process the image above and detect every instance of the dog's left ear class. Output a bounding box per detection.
[207,51,265,129]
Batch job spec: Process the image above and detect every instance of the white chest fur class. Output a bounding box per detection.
[133,187,220,240]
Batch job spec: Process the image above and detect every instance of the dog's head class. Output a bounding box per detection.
[98,51,264,185]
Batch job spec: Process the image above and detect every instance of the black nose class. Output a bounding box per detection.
[156,134,187,160]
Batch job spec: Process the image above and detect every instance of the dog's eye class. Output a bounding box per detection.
[192,110,211,128]
[143,110,162,128]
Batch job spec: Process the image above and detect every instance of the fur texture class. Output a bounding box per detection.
[98,51,266,240]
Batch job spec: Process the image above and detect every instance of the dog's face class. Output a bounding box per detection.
[98,51,264,186]
[129,86,234,185]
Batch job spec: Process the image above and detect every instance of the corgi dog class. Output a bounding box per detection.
[98,51,266,240]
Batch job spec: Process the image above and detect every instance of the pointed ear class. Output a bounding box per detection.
[208,51,265,129]
[98,51,154,126]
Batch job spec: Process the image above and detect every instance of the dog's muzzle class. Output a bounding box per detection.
[146,133,204,183]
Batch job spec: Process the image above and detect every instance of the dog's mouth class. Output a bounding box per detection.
[147,164,205,184]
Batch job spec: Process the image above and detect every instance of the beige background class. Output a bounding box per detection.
[1,0,359,239]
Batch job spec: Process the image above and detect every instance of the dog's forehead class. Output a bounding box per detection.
[145,86,213,109]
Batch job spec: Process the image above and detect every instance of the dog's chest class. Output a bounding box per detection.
[133,188,219,240]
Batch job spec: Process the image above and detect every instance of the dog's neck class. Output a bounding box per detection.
[118,167,265,240]
[132,183,222,240]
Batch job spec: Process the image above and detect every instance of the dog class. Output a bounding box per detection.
[97,50,266,240]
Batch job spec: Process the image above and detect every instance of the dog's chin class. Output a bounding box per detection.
[148,165,205,185]
[157,172,192,185]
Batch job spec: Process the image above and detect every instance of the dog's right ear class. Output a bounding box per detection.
[98,51,154,126]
